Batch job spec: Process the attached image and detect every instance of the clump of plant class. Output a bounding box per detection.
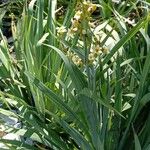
[0,0,150,150]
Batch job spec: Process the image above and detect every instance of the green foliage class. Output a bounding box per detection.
[0,0,150,149]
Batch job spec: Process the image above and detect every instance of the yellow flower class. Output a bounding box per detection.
[88,5,97,13]
[95,45,102,54]
[74,10,82,21]
[88,53,95,62]
[67,29,74,38]
[88,21,95,28]
[102,47,108,54]
[72,27,78,32]
[76,58,83,66]
[83,1,97,13]
[67,51,73,58]
[83,1,91,7]
[71,54,83,66]
[56,26,67,36]
[71,19,80,27]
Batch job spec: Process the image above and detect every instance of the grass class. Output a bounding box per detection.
[0,0,150,149]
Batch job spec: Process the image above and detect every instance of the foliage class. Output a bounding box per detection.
[0,0,150,149]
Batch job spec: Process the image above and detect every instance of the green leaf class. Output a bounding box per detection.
[24,71,87,131]
[133,126,142,150]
